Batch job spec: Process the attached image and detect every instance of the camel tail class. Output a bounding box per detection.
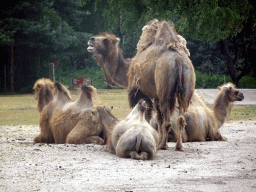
[177,55,186,113]
[135,133,142,152]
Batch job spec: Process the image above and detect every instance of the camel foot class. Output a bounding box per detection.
[175,146,185,152]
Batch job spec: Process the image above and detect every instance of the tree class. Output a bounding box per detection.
[84,0,253,87]
[0,0,92,92]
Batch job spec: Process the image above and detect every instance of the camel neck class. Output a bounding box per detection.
[103,49,129,87]
[213,92,231,128]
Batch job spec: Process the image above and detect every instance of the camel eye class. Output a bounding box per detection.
[103,38,109,44]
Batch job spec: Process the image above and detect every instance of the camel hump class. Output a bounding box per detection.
[54,81,64,92]
[80,84,97,100]
[137,99,147,113]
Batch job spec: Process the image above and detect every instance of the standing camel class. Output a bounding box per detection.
[167,83,244,142]
[88,19,195,150]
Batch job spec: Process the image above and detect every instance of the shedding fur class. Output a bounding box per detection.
[105,100,160,160]
[48,84,104,144]
[167,83,244,142]
[34,81,73,143]
[87,19,195,150]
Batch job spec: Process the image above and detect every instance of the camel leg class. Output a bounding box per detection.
[35,121,55,143]
[66,121,100,144]
[34,131,54,143]
[84,136,105,145]
[175,116,186,151]
[153,99,168,150]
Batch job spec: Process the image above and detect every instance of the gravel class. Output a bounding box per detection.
[1,120,256,192]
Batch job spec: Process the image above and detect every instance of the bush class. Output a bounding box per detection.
[195,70,256,88]
[239,76,256,88]
[55,66,108,89]
[195,70,232,88]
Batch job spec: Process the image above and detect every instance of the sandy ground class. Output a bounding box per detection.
[1,120,256,192]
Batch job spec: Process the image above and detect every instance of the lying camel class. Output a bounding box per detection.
[99,100,160,160]
[33,78,54,112]
[167,83,244,142]
[88,20,195,150]
[34,81,73,143]
[50,84,104,144]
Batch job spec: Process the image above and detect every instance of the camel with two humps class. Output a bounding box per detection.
[165,83,244,142]
[96,100,160,160]
[34,81,73,143]
[88,19,195,150]
[50,84,106,144]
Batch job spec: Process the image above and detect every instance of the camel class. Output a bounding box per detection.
[34,81,73,143]
[88,19,195,150]
[49,84,105,144]
[166,83,244,142]
[98,100,160,160]
[33,78,54,113]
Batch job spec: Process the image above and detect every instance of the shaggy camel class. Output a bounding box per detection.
[88,19,195,150]
[167,83,244,142]
[99,100,160,160]
[33,78,54,113]
[34,81,73,143]
[50,84,105,144]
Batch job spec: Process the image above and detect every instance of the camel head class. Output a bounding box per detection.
[87,32,120,56]
[33,78,54,112]
[218,83,244,102]
[95,105,117,129]
[33,78,54,101]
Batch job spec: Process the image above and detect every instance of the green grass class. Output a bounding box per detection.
[0,90,255,125]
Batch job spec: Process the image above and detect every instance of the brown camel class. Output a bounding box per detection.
[49,84,104,144]
[33,78,54,113]
[34,81,73,143]
[101,100,160,160]
[167,83,244,142]
[88,19,195,150]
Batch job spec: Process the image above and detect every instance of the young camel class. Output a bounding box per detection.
[167,83,244,142]
[88,20,195,150]
[98,100,160,160]
[34,81,73,143]
[33,78,54,113]
[50,84,105,144]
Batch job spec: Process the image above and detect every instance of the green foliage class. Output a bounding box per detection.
[55,66,108,89]
[195,70,256,88]
[239,76,256,88]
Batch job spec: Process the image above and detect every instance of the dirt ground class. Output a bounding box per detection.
[0,120,256,192]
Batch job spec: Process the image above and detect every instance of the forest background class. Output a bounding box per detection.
[1,0,256,93]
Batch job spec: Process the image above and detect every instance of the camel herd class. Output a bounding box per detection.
[33,19,244,160]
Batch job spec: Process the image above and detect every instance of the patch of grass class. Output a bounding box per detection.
[0,90,255,125]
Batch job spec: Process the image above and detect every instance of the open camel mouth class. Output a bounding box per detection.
[87,42,95,53]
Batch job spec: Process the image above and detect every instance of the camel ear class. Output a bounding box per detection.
[113,37,120,45]
[217,86,221,90]
[110,106,114,110]
[37,84,42,89]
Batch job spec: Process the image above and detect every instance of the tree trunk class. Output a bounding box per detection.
[10,43,15,93]
[222,39,239,86]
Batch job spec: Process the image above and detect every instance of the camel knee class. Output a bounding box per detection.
[34,134,54,143]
